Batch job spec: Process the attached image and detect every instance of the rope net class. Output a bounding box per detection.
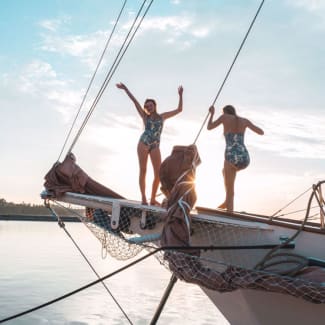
[48,145,325,305]
[74,205,325,304]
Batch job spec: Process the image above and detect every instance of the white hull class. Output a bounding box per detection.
[203,288,325,325]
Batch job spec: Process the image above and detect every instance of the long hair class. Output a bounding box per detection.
[223,105,236,115]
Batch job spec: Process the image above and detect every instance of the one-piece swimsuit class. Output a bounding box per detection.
[139,115,163,151]
[224,132,250,170]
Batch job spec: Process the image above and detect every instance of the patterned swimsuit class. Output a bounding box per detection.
[139,115,163,151]
[224,133,250,170]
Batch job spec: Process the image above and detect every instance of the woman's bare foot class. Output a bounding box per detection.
[150,199,161,206]
[218,202,227,209]
[141,196,148,205]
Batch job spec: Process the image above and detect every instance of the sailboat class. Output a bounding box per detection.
[40,146,325,325]
[39,1,325,324]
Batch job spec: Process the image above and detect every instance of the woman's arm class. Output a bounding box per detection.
[116,82,145,119]
[160,86,183,120]
[207,106,223,130]
[246,119,264,135]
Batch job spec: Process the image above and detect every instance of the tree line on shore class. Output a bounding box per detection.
[0,198,82,216]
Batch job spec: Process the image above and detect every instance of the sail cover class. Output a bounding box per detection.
[44,152,124,199]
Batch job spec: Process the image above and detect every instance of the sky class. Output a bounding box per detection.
[0,0,324,217]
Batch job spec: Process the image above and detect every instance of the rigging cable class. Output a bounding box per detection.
[57,0,128,162]
[270,186,311,219]
[193,0,266,145]
[47,203,133,325]
[254,181,324,274]
[66,0,155,156]
[242,204,320,220]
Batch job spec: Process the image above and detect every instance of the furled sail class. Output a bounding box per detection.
[43,152,124,199]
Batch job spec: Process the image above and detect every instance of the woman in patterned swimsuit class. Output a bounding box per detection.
[207,105,264,212]
[116,82,183,205]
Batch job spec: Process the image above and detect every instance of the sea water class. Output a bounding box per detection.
[0,221,229,324]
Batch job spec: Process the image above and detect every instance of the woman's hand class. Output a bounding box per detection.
[178,85,183,96]
[116,82,127,90]
[209,105,215,115]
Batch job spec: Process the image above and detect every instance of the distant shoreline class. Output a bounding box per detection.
[0,215,80,222]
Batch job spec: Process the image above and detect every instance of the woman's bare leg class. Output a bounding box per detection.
[137,142,149,204]
[218,166,227,209]
[223,160,237,212]
[149,147,161,205]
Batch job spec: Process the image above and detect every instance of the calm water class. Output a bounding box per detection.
[0,221,229,324]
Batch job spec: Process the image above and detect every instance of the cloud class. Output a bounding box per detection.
[138,16,192,32]
[247,108,325,159]
[38,14,213,62]
[170,0,181,4]
[99,112,140,131]
[38,14,118,68]
[286,0,325,28]
[39,30,111,68]
[38,16,71,32]
[288,0,325,12]
[14,60,83,122]
[18,61,58,93]
[116,13,218,51]
[36,9,222,72]
[131,15,213,41]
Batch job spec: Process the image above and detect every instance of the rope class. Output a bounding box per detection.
[47,203,133,325]
[270,186,311,219]
[67,0,155,155]
[315,184,325,229]
[193,0,266,145]
[57,0,128,162]
[271,205,319,219]
[254,181,324,274]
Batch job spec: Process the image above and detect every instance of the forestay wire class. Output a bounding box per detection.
[193,0,266,145]
[57,0,128,162]
[66,0,155,157]
[47,204,133,324]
